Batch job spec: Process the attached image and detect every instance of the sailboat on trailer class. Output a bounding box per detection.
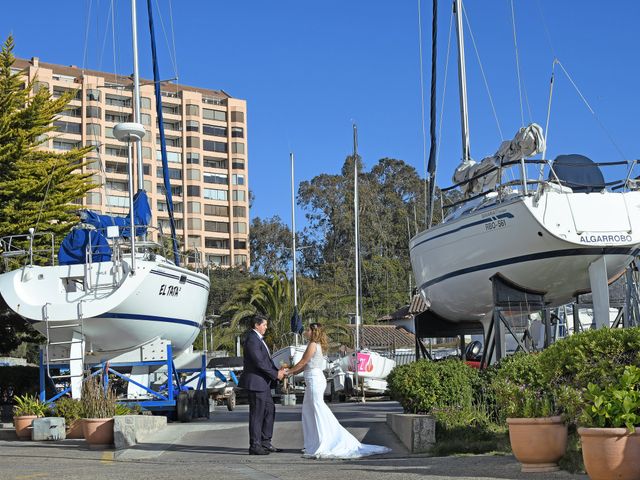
[410,0,640,330]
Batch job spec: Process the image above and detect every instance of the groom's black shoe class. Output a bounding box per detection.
[262,444,283,452]
[249,446,270,455]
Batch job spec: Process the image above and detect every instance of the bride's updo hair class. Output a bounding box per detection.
[308,322,329,352]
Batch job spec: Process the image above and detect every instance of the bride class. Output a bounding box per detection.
[285,323,391,459]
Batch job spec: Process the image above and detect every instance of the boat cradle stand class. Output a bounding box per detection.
[39,342,209,422]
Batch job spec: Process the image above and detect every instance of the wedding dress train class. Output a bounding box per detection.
[301,343,391,459]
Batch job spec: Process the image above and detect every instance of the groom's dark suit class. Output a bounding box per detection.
[239,329,279,451]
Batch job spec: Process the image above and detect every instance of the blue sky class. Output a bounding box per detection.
[2,1,639,230]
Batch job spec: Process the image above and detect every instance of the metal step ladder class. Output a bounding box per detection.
[43,301,86,399]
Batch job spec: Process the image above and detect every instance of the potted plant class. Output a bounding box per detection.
[80,376,117,449]
[53,397,84,439]
[13,394,50,440]
[578,365,640,480]
[491,353,567,473]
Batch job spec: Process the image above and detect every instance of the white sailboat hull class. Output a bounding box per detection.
[0,255,209,355]
[410,189,640,323]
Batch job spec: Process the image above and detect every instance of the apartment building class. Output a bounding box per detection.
[15,57,249,269]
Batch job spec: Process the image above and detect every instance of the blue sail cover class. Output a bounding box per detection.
[58,190,151,265]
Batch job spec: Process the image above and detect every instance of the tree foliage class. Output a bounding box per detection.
[249,215,292,275]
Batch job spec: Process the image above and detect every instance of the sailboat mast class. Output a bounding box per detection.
[290,152,299,346]
[131,0,144,190]
[353,124,361,353]
[453,0,471,162]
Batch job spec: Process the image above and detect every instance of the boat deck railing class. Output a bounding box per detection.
[0,223,206,276]
[440,158,637,217]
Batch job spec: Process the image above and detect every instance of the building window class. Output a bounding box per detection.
[188,201,201,213]
[141,97,152,109]
[141,113,151,125]
[204,204,229,216]
[161,103,179,115]
[106,180,128,192]
[107,195,129,208]
[86,123,101,136]
[232,142,245,154]
[202,108,227,121]
[204,157,227,169]
[207,254,230,266]
[187,169,201,181]
[205,238,229,249]
[86,106,102,119]
[232,159,245,170]
[157,184,183,197]
[204,173,228,185]
[233,206,246,217]
[187,218,202,230]
[186,104,199,116]
[105,95,131,108]
[233,222,247,234]
[231,127,244,138]
[105,112,130,123]
[105,127,115,139]
[156,150,182,163]
[232,190,246,202]
[61,107,81,118]
[86,192,102,205]
[156,167,182,180]
[203,124,227,137]
[203,188,228,201]
[105,161,129,175]
[234,239,247,249]
[187,152,200,164]
[203,140,227,153]
[158,136,182,148]
[186,120,199,132]
[86,89,101,102]
[54,121,81,135]
[106,145,127,157]
[232,174,244,186]
[188,236,201,248]
[234,254,248,266]
[230,111,244,123]
[186,137,200,148]
[142,146,152,159]
[204,221,229,233]
[187,185,201,197]
[53,140,80,151]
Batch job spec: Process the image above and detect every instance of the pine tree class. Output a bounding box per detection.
[0,36,95,264]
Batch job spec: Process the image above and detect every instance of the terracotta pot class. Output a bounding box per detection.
[578,427,640,480]
[82,418,114,449]
[507,416,568,472]
[13,415,37,440]
[66,420,84,439]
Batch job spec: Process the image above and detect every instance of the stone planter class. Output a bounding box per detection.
[507,416,567,472]
[13,415,37,440]
[386,413,435,454]
[578,427,640,480]
[82,418,114,449]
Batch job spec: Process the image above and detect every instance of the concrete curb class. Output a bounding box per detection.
[386,413,436,454]
[114,415,167,450]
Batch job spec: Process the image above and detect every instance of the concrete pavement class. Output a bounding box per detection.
[0,401,588,480]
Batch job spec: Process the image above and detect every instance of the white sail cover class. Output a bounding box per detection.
[452,123,545,196]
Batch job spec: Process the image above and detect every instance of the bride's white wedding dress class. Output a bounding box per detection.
[301,342,391,459]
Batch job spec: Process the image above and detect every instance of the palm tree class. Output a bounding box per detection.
[223,272,326,350]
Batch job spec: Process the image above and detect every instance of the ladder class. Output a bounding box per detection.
[43,301,86,399]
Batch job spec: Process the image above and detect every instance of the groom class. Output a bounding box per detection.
[239,314,285,455]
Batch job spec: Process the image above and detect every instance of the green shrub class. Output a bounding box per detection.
[538,327,640,426]
[488,352,555,420]
[13,394,50,417]
[114,403,142,416]
[580,365,640,431]
[387,359,480,418]
[53,397,83,425]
